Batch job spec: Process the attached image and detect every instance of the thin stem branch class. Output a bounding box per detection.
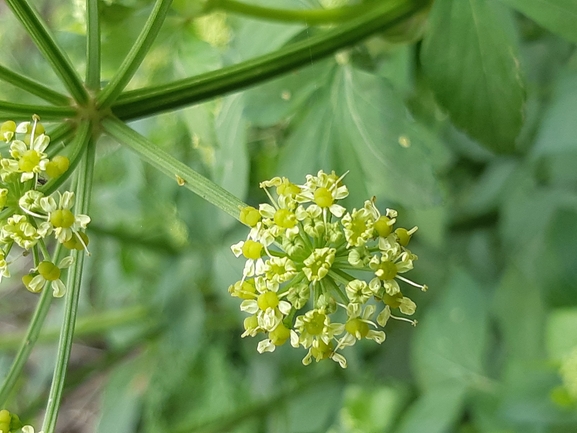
[111,0,428,120]
[102,117,245,221]
[0,276,54,406]
[5,0,88,105]
[86,0,101,91]
[0,100,76,120]
[0,65,71,105]
[96,0,173,109]
[41,122,94,433]
[211,0,376,24]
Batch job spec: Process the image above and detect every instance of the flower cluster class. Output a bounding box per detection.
[0,409,40,433]
[0,116,90,297]
[230,171,427,368]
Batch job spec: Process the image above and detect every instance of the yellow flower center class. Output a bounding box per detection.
[305,311,326,335]
[270,323,290,346]
[377,261,397,280]
[241,240,263,260]
[274,208,296,228]
[38,261,61,281]
[18,149,41,172]
[374,216,393,237]
[345,318,369,338]
[314,187,334,208]
[257,291,279,310]
[50,209,75,228]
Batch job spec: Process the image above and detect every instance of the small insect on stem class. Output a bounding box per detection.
[175,175,185,186]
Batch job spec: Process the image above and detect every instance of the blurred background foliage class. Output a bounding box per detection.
[1,0,577,432]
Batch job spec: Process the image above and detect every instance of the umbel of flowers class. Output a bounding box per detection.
[0,116,90,297]
[230,171,427,368]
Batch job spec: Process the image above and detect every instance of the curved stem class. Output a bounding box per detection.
[0,65,71,105]
[0,100,75,120]
[111,0,428,120]
[96,0,173,109]
[41,122,94,433]
[211,0,376,24]
[5,0,88,105]
[102,117,245,221]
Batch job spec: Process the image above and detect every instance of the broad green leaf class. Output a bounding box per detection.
[276,87,339,181]
[546,308,577,361]
[340,384,408,433]
[396,383,468,433]
[533,70,577,156]
[421,0,525,153]
[332,65,442,207]
[214,94,249,207]
[499,0,577,44]
[412,270,489,390]
[95,359,145,433]
[244,59,335,127]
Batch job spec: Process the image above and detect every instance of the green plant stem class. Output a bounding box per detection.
[0,275,55,406]
[111,0,428,120]
[102,117,246,221]
[0,305,151,351]
[5,0,88,105]
[211,0,376,24]
[96,0,173,109]
[41,123,94,433]
[86,0,101,91]
[0,65,70,105]
[0,100,75,120]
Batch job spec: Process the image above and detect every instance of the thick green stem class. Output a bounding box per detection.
[5,0,88,104]
[86,0,101,91]
[0,65,70,105]
[212,0,376,24]
[96,0,173,109]
[41,123,94,433]
[111,0,428,120]
[102,117,245,221]
[0,100,75,120]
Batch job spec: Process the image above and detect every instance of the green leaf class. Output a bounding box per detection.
[396,383,468,433]
[546,308,577,361]
[412,270,489,390]
[332,65,442,207]
[500,0,577,44]
[533,69,577,156]
[214,94,249,228]
[421,0,525,153]
[493,265,546,361]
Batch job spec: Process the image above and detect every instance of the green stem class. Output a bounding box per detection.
[102,117,245,221]
[0,305,151,351]
[0,278,54,406]
[111,0,428,120]
[86,0,101,91]
[5,0,88,105]
[0,100,75,120]
[96,0,173,109]
[212,0,376,24]
[0,65,70,105]
[41,123,94,433]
